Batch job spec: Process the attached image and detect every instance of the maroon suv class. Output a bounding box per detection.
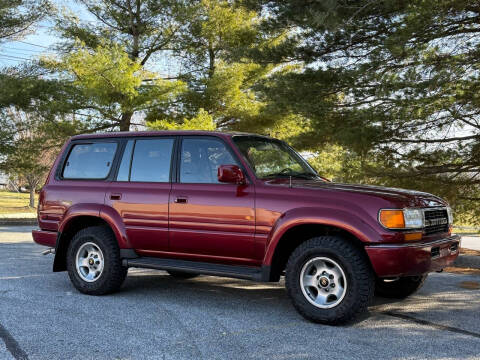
[32,131,460,324]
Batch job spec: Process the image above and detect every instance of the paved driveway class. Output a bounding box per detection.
[0,226,479,359]
[461,235,480,251]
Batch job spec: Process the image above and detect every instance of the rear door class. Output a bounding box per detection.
[169,136,257,265]
[41,140,119,232]
[105,137,175,253]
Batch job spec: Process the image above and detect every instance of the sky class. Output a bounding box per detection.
[0,0,180,76]
[0,0,87,68]
[0,29,57,67]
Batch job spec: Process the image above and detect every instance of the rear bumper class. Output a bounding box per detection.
[32,229,57,247]
[365,234,461,277]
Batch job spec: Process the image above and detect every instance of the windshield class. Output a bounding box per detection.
[232,136,319,180]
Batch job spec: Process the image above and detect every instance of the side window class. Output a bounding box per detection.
[180,138,239,184]
[63,142,117,179]
[116,140,134,181]
[129,138,174,182]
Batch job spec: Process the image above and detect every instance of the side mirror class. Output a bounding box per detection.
[218,165,246,185]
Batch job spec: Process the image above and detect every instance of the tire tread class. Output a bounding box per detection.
[67,226,127,295]
[285,236,374,324]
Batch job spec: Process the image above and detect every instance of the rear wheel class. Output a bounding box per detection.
[285,236,374,325]
[375,275,427,299]
[66,226,127,295]
[167,270,199,279]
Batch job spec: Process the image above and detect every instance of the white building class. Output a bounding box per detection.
[0,172,8,189]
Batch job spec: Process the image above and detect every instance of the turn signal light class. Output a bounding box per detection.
[404,232,423,241]
[379,210,405,229]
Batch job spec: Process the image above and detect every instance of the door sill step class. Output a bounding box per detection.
[123,257,270,282]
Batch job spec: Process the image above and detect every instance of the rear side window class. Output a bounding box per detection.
[128,138,174,182]
[63,142,117,179]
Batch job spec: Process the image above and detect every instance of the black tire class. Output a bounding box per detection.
[66,226,127,295]
[167,270,199,279]
[375,275,427,299]
[285,236,374,325]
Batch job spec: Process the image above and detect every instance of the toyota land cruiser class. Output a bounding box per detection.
[32,131,460,324]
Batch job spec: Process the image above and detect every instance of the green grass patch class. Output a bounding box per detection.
[453,228,480,235]
[0,191,38,214]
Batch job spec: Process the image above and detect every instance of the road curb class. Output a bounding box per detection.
[0,219,37,226]
[454,254,480,269]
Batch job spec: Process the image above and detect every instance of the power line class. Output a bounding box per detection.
[0,50,38,57]
[0,54,33,61]
[0,49,52,57]
[15,40,49,49]
[0,46,45,53]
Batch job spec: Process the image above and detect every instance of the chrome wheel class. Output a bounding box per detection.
[76,242,104,282]
[300,257,347,309]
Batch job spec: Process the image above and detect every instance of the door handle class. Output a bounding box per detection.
[110,193,122,200]
[174,197,188,204]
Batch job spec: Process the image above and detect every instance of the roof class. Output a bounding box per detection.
[70,130,266,141]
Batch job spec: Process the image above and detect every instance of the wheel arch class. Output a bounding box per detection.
[264,210,377,282]
[53,215,116,272]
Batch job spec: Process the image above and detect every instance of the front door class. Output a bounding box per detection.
[105,137,175,253]
[169,136,256,265]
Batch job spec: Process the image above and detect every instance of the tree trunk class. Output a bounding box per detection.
[208,47,215,79]
[119,111,133,131]
[26,175,39,209]
[29,186,35,208]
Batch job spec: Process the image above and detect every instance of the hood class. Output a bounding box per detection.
[263,178,447,208]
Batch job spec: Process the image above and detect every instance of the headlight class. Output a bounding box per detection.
[446,206,453,225]
[403,209,424,228]
[379,209,424,229]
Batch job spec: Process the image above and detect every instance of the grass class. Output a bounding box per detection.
[0,191,38,214]
[453,228,480,235]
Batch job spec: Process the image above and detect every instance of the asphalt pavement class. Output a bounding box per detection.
[0,226,479,360]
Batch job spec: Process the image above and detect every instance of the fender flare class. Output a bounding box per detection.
[263,207,380,266]
[56,204,129,248]
[54,203,102,272]
[99,205,130,249]
[58,203,102,234]
[53,204,130,271]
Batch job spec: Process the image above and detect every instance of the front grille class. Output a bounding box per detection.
[424,208,449,235]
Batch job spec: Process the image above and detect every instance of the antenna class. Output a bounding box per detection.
[289,176,292,188]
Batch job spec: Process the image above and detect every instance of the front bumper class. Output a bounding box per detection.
[32,229,57,247]
[365,234,461,277]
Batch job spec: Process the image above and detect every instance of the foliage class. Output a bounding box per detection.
[147,0,297,134]
[148,108,215,130]
[41,42,186,131]
[2,0,480,222]
[32,0,193,131]
[249,0,480,223]
[0,0,50,41]
[0,108,56,207]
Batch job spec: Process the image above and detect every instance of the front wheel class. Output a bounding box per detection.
[285,236,374,325]
[375,275,427,299]
[66,226,127,295]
